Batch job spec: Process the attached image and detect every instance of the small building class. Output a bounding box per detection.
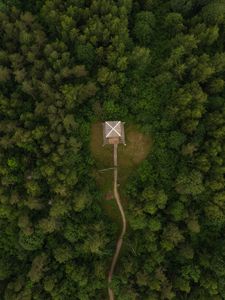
[103,121,126,145]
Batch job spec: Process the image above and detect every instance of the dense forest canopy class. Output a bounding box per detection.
[0,0,225,299]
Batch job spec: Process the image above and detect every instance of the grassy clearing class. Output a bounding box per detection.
[90,122,152,221]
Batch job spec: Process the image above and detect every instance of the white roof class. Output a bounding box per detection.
[105,121,122,138]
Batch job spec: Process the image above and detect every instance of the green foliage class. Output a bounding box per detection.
[76,43,95,66]
[129,46,151,76]
[73,191,92,212]
[43,276,55,292]
[19,230,44,251]
[161,224,184,251]
[38,217,57,233]
[133,11,156,45]
[53,246,73,263]
[28,254,48,283]
[168,131,186,149]
[165,13,185,35]
[202,0,225,25]
[175,170,204,195]
[0,257,13,280]
[0,0,225,298]
[170,0,193,15]
[143,188,168,214]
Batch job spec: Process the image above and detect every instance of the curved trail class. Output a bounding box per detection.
[108,144,127,300]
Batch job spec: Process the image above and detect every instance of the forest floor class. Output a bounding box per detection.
[90,122,152,222]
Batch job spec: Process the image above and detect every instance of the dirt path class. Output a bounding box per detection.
[108,144,127,300]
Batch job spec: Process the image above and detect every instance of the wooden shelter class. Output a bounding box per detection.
[103,121,126,145]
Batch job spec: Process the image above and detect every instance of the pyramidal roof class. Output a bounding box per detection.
[105,121,122,138]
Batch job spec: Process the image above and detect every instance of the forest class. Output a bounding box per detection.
[0,0,225,299]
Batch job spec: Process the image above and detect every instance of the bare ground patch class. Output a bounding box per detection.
[90,122,152,220]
